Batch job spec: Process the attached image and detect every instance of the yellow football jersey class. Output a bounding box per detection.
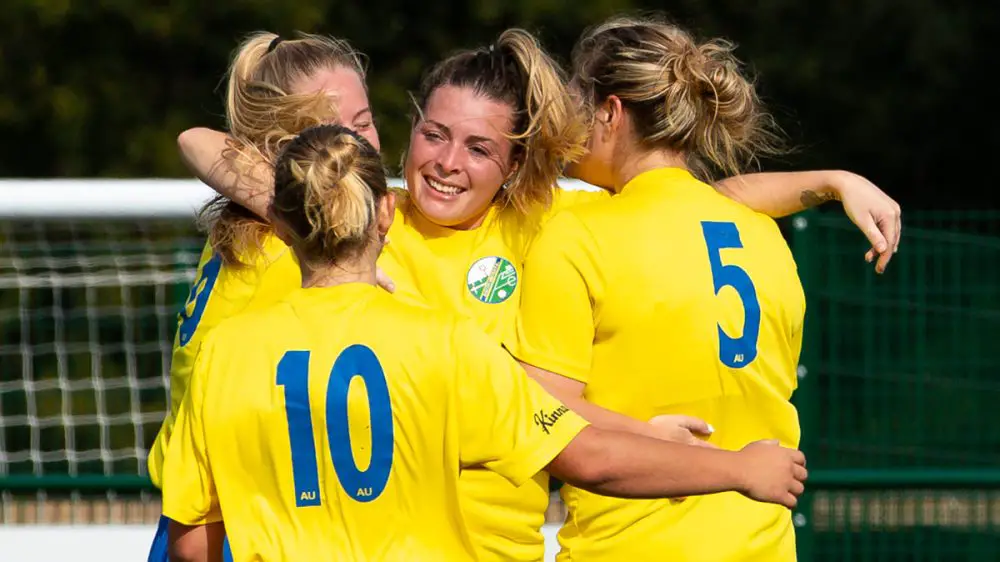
[507,168,806,562]
[382,188,607,340]
[153,187,605,559]
[160,283,588,562]
[147,234,300,488]
[379,188,606,561]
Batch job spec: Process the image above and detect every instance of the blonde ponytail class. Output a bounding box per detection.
[494,29,589,213]
[206,31,368,267]
[294,141,374,244]
[272,125,387,266]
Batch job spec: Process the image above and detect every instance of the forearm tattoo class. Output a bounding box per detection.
[800,189,839,209]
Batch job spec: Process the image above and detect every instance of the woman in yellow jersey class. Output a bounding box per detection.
[507,15,838,561]
[173,28,899,562]
[162,123,808,562]
[145,32,379,562]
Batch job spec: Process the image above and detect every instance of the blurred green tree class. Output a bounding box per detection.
[1,0,995,209]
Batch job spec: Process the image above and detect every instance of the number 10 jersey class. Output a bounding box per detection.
[160,283,588,562]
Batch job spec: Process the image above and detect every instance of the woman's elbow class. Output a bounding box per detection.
[177,127,206,155]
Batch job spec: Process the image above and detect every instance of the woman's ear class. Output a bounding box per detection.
[605,95,624,135]
[377,191,396,238]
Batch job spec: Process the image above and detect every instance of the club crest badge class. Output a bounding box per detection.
[466,256,518,304]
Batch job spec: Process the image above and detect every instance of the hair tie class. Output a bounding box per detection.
[267,36,284,53]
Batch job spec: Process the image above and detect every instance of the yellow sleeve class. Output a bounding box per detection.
[506,211,601,383]
[161,334,222,526]
[453,324,589,487]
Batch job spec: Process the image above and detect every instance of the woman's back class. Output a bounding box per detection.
[513,168,805,561]
[162,283,587,561]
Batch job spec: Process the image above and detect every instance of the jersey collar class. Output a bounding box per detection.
[619,167,696,196]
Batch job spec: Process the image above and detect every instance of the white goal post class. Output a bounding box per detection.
[0,177,601,219]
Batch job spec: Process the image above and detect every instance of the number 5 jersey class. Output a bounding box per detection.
[506,167,806,562]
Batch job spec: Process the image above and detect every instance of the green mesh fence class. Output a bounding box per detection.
[790,210,1000,561]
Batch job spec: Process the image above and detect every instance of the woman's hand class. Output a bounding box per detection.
[830,171,902,274]
[376,267,395,293]
[648,414,716,448]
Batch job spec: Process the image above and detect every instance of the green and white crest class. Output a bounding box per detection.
[467,256,518,304]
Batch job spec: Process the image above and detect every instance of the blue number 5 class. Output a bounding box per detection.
[177,253,222,347]
[276,345,395,507]
[701,221,760,368]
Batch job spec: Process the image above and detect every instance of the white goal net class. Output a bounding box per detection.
[0,180,213,523]
[1,181,216,475]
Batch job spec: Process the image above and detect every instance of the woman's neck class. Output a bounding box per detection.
[613,148,688,193]
[295,249,379,289]
[411,196,492,233]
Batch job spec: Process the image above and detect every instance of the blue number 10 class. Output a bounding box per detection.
[276,345,394,506]
[701,221,761,368]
